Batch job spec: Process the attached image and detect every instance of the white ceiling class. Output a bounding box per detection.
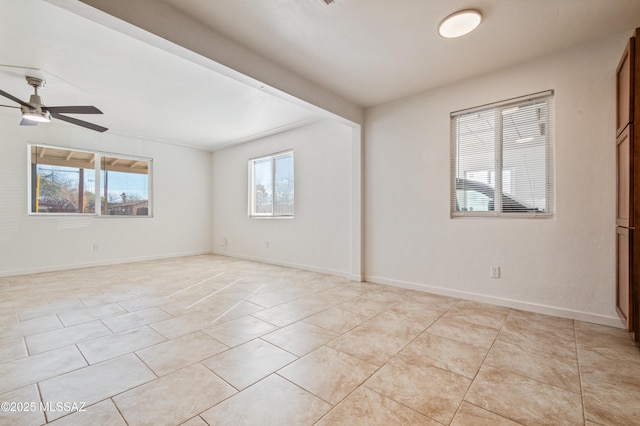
[0,0,321,150]
[1,0,639,150]
[160,0,640,107]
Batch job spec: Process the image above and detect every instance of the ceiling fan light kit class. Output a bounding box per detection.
[0,76,108,132]
[438,9,482,38]
[21,106,50,122]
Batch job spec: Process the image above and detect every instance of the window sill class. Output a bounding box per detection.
[28,213,153,218]
[249,215,294,220]
[451,212,553,219]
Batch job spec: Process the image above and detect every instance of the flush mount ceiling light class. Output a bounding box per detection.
[438,9,482,38]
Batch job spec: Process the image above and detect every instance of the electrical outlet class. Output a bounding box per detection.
[490,266,500,278]
[265,241,270,249]
[93,243,100,252]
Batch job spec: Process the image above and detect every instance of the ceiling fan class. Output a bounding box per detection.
[0,76,107,132]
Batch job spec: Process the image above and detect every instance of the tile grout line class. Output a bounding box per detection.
[196,361,242,404]
[4,256,635,425]
[310,301,451,424]
[200,286,408,421]
[110,396,132,426]
[365,301,489,424]
[132,351,160,380]
[573,319,589,425]
[453,308,512,424]
[35,380,47,424]
[460,310,586,424]
[274,371,339,425]
[209,283,267,325]
[75,342,91,367]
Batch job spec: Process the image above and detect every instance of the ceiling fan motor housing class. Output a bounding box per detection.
[28,94,44,108]
[22,77,50,122]
[26,76,45,108]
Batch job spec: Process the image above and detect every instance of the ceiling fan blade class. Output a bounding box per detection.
[50,112,108,133]
[0,89,31,108]
[45,105,103,114]
[20,117,38,126]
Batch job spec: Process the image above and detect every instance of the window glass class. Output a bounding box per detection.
[274,153,294,216]
[451,92,554,217]
[30,146,96,214]
[250,151,294,217]
[502,103,549,212]
[29,145,152,217]
[101,156,150,216]
[253,158,273,215]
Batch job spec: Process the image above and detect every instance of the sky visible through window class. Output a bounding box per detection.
[37,166,148,199]
[102,170,148,201]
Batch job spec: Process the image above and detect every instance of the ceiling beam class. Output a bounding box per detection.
[51,0,363,125]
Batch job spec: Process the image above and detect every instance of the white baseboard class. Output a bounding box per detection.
[212,250,353,280]
[366,274,624,328]
[3,251,621,329]
[0,250,211,277]
[349,273,364,282]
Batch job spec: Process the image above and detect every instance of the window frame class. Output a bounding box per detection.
[450,91,555,218]
[99,153,153,217]
[27,144,153,218]
[248,150,294,219]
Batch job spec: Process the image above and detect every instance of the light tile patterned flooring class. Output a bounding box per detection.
[0,255,639,425]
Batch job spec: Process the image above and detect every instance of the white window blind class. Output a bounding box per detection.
[451,91,554,217]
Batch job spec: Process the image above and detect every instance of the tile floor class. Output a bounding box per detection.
[0,255,639,425]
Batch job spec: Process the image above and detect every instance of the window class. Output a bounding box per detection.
[101,156,150,216]
[451,91,554,217]
[249,151,294,217]
[30,146,96,214]
[29,145,151,216]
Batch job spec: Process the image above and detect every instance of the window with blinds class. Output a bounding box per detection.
[450,91,555,217]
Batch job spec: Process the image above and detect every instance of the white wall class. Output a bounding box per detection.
[0,115,212,276]
[364,31,631,326]
[212,120,353,277]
